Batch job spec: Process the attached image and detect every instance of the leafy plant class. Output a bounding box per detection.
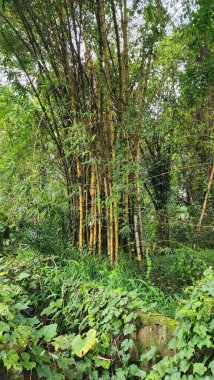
[151,249,209,293]
[147,268,214,379]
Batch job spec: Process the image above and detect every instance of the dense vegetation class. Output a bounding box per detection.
[0,249,213,379]
[0,0,213,378]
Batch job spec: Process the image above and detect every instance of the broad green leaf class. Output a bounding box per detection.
[123,323,135,336]
[37,364,53,379]
[21,352,36,370]
[2,349,19,370]
[179,359,190,373]
[120,338,133,352]
[94,355,111,369]
[52,334,74,351]
[193,362,206,376]
[114,368,126,380]
[14,301,30,310]
[0,321,10,333]
[37,323,58,342]
[140,346,156,362]
[26,316,40,326]
[17,272,30,280]
[193,323,207,338]
[128,364,146,378]
[209,360,214,375]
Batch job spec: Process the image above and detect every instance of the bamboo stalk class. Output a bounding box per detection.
[104,176,110,259]
[197,163,214,230]
[114,202,119,263]
[99,0,118,263]
[134,214,141,262]
[90,167,96,252]
[93,169,97,251]
[136,143,145,254]
[97,176,102,257]
[77,160,83,253]
[109,181,114,266]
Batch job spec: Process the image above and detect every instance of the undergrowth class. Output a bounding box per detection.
[0,248,213,379]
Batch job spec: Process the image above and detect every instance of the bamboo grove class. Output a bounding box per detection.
[0,0,213,262]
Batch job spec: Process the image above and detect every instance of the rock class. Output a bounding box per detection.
[130,312,178,370]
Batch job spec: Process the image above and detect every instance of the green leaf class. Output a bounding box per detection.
[26,316,40,326]
[41,299,63,316]
[2,349,19,370]
[170,373,181,380]
[145,370,161,380]
[37,323,58,342]
[120,339,133,352]
[94,355,111,369]
[179,359,190,373]
[14,301,30,310]
[0,321,10,333]
[21,352,36,370]
[37,364,53,379]
[17,272,30,280]
[123,323,135,336]
[193,323,207,338]
[140,346,156,361]
[210,319,214,331]
[128,364,146,378]
[193,362,206,376]
[202,281,214,296]
[52,334,74,351]
[209,360,214,375]
[114,368,126,380]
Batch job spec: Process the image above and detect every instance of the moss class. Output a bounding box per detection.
[136,312,178,334]
[131,311,178,367]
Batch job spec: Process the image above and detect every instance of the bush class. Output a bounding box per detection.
[147,268,214,379]
[21,219,68,255]
[1,250,213,379]
[0,251,173,379]
[151,249,209,293]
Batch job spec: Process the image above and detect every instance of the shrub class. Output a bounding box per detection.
[0,253,159,379]
[147,268,214,379]
[152,249,209,293]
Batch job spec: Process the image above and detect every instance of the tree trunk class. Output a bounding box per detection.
[157,211,170,248]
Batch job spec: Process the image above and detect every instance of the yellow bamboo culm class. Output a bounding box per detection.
[125,178,129,221]
[121,0,129,103]
[104,176,110,259]
[85,166,89,243]
[90,167,96,252]
[136,143,145,254]
[197,163,214,230]
[77,160,83,253]
[114,205,119,263]
[109,181,114,266]
[97,176,102,257]
[99,0,117,264]
[124,173,131,254]
[134,213,141,262]
[93,169,97,252]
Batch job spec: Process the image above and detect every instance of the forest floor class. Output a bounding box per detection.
[0,246,213,379]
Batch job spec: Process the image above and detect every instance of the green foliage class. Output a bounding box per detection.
[0,0,213,377]
[0,248,213,379]
[147,268,214,379]
[151,249,210,293]
[21,219,68,255]
[0,249,177,379]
